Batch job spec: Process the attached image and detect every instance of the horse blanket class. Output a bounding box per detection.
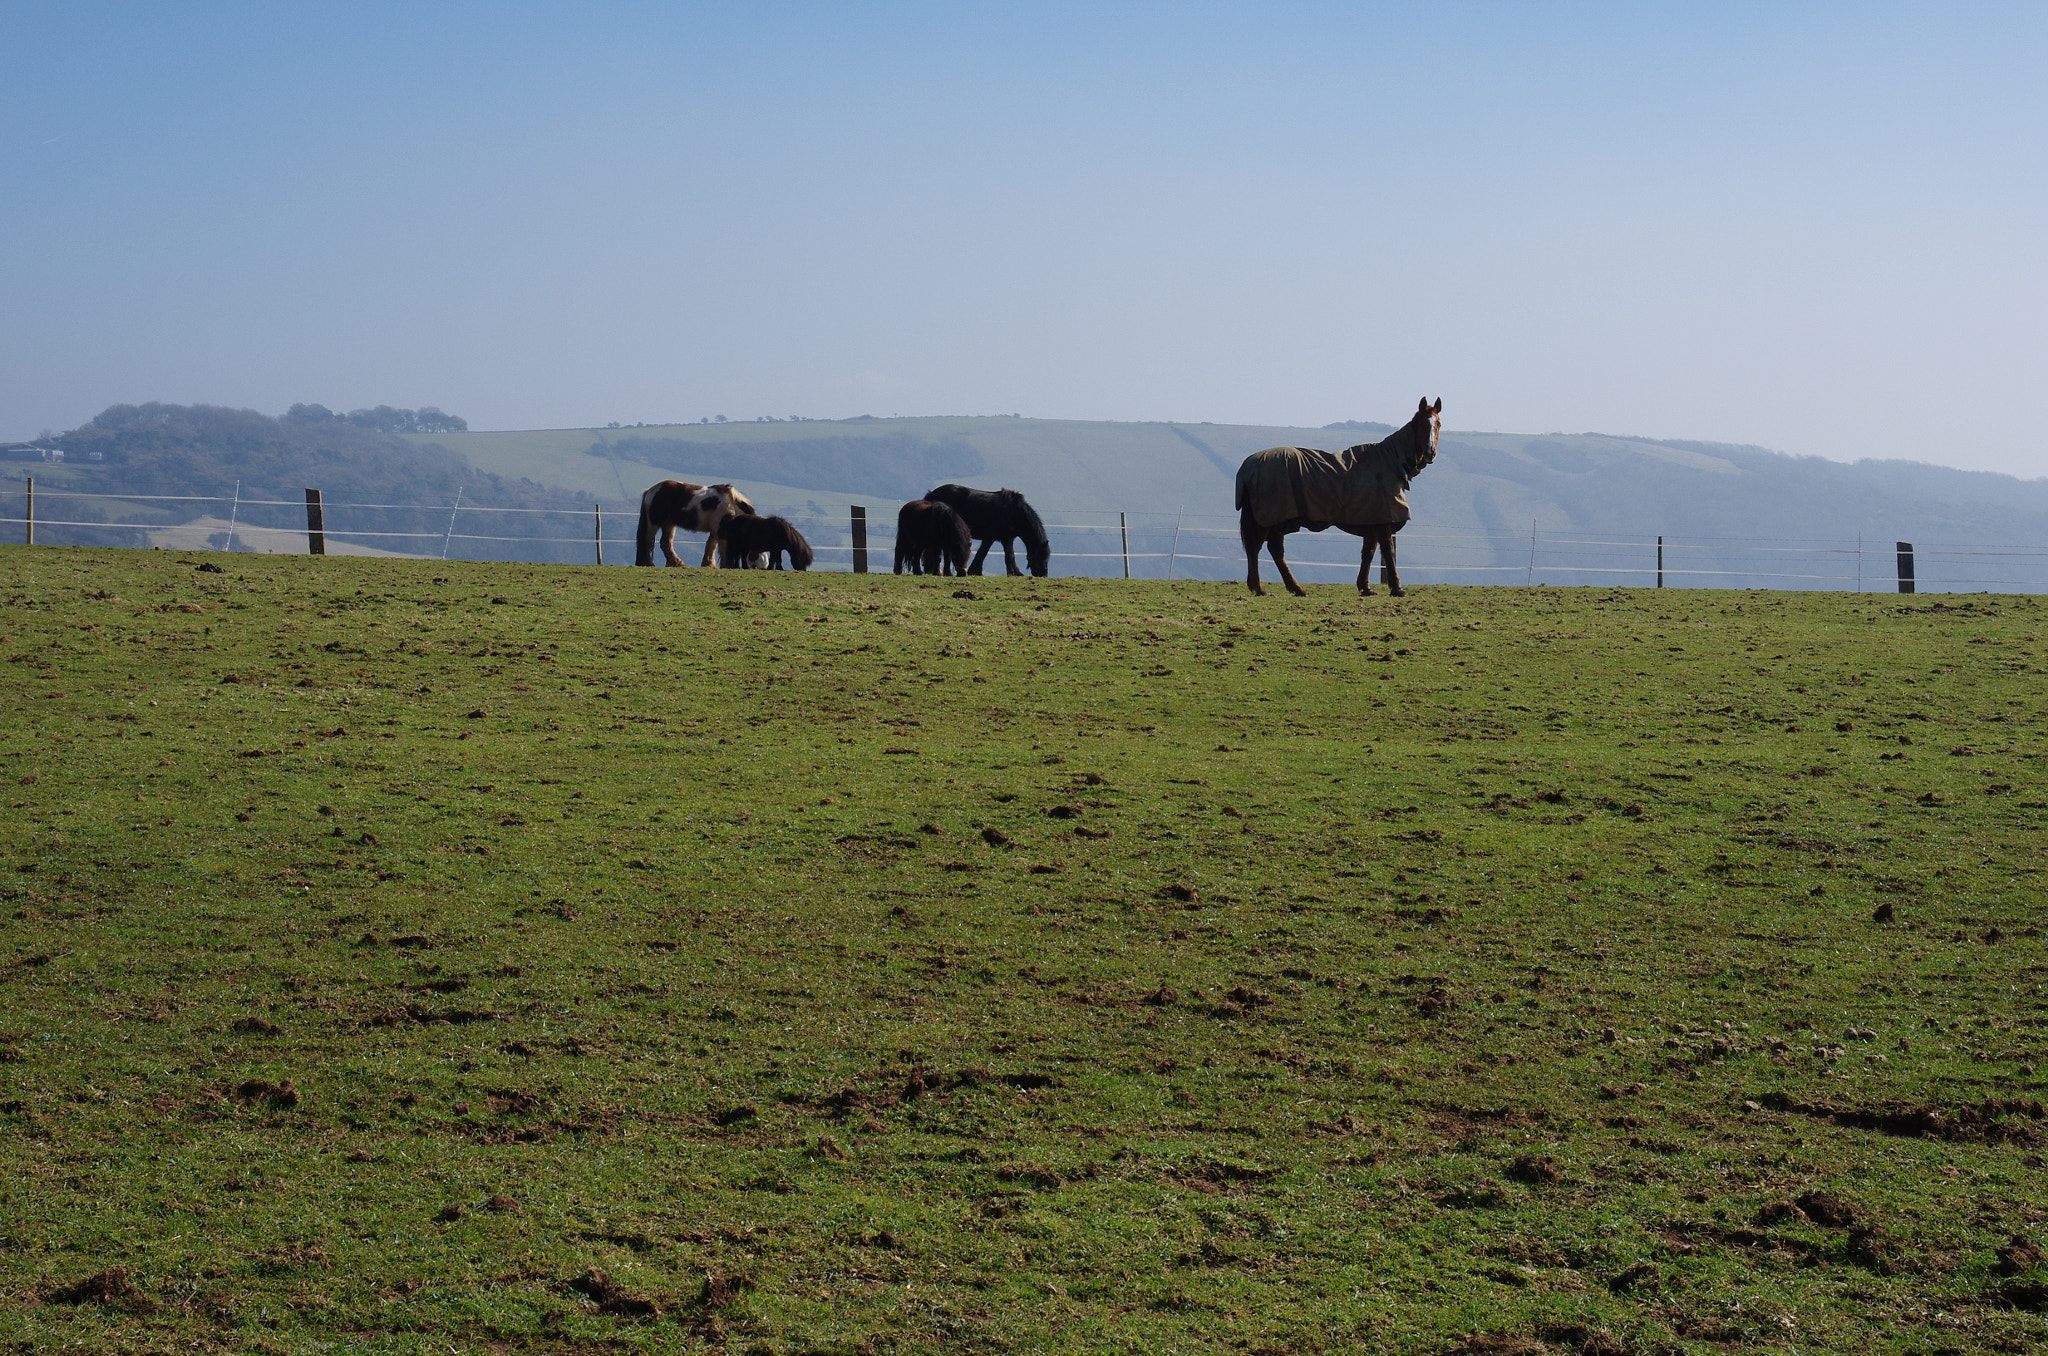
[1234,443,1412,530]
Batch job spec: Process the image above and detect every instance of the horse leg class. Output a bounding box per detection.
[660,525,685,569]
[1239,506,1267,595]
[1382,528,1405,597]
[698,522,719,568]
[1268,532,1308,597]
[967,537,994,576]
[1000,537,1022,576]
[1357,530,1378,596]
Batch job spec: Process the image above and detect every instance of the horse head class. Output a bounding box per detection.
[1408,398,1442,476]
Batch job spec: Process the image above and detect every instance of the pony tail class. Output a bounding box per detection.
[634,488,657,566]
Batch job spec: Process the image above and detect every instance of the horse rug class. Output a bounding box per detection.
[1234,443,1411,530]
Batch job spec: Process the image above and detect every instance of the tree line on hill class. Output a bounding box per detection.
[46,403,589,561]
[284,403,469,434]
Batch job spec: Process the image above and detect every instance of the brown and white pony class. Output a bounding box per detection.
[1234,398,1441,597]
[635,481,756,567]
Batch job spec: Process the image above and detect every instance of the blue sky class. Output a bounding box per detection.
[4,2,2044,474]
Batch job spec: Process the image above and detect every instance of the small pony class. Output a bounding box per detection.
[717,513,814,570]
[894,499,972,576]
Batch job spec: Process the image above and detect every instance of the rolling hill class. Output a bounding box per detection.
[409,415,2048,590]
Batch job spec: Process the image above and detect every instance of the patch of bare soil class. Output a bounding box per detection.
[569,1267,660,1318]
[232,1078,299,1108]
[1761,1091,2045,1144]
[1995,1236,2044,1276]
[1506,1153,1561,1185]
[45,1267,154,1312]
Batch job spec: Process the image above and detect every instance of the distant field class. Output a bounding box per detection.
[2,546,2045,1354]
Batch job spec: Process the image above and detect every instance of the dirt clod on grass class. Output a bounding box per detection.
[1605,1260,1658,1293]
[701,1268,752,1308]
[1763,1090,2045,1144]
[231,1016,281,1034]
[1794,1190,1857,1228]
[569,1267,660,1318]
[1995,1235,2044,1276]
[1142,986,1179,1006]
[1535,1324,1633,1356]
[1162,883,1198,902]
[233,1078,299,1108]
[436,1204,466,1222]
[45,1267,154,1311]
[1505,1153,1560,1185]
[714,1104,758,1125]
[484,1194,521,1212]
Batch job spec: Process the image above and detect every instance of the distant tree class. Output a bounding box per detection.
[413,407,468,433]
[284,403,339,424]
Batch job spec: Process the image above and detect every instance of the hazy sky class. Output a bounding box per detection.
[4,3,2044,475]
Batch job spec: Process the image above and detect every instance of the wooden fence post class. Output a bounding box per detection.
[23,477,31,546]
[1896,542,1915,594]
[851,505,868,574]
[594,503,604,566]
[304,489,326,555]
[1120,511,1130,579]
[1657,536,1664,588]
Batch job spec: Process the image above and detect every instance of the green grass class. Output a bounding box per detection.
[2,544,2045,1355]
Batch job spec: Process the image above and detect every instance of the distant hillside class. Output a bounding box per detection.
[603,429,983,502]
[420,415,2048,589]
[24,403,585,561]
[15,404,2045,588]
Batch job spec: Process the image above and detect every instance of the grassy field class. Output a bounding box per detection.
[2,544,2045,1355]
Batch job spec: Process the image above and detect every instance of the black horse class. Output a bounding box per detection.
[923,484,1050,577]
[717,513,814,570]
[894,500,972,576]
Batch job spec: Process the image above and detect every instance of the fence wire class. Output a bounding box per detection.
[4,485,2046,591]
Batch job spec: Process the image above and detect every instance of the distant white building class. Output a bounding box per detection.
[0,445,99,462]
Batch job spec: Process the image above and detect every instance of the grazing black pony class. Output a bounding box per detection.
[635,481,755,567]
[894,500,972,576]
[1234,397,1441,597]
[717,512,813,570]
[923,484,1050,577]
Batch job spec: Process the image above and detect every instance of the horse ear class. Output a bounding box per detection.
[1431,398,1442,414]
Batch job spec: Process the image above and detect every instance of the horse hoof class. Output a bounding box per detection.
[1388,587,1406,597]
[1359,587,1375,596]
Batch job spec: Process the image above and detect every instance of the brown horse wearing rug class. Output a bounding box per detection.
[635,481,757,567]
[1235,398,1441,597]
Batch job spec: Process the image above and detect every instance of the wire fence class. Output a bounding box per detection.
[5,483,2048,593]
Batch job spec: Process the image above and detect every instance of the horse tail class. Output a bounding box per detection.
[635,484,661,566]
[1233,456,1256,514]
